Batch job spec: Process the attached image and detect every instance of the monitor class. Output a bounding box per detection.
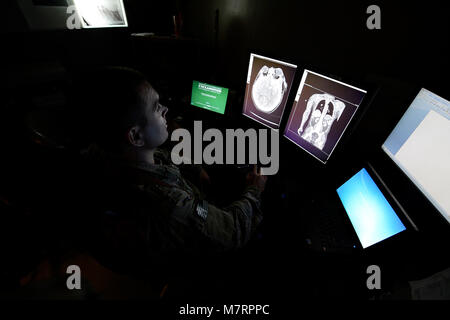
[191,81,229,115]
[242,54,297,130]
[382,88,450,224]
[73,0,128,28]
[337,168,407,249]
[283,69,367,163]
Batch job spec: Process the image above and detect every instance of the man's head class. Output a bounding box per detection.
[80,67,168,155]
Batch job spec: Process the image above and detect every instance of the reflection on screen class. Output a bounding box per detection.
[337,168,406,249]
[242,54,297,130]
[283,70,367,163]
[382,89,450,224]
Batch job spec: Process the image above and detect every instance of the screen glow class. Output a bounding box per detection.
[73,0,128,28]
[382,88,450,224]
[337,168,406,248]
[191,81,228,114]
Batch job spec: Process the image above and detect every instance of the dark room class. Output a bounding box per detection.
[1,0,449,314]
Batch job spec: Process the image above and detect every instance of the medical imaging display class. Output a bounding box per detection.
[243,54,297,130]
[74,0,128,28]
[284,70,367,163]
[337,168,406,249]
[252,66,287,113]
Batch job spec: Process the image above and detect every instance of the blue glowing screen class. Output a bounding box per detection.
[337,168,406,248]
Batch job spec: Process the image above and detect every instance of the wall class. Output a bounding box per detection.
[181,0,450,92]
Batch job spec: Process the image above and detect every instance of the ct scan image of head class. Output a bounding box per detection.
[251,66,287,114]
[297,93,345,150]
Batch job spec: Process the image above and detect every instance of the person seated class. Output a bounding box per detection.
[75,67,267,263]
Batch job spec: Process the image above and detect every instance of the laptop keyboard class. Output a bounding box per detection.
[303,201,359,254]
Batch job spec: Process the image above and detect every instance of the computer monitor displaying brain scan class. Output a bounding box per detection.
[284,69,367,163]
[242,53,297,130]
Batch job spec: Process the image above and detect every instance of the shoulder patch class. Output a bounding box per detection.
[196,200,208,221]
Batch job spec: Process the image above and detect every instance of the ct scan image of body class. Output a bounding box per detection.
[251,66,287,114]
[297,93,345,150]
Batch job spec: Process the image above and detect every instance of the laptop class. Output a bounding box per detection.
[304,163,417,253]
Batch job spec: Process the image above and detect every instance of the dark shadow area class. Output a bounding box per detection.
[0,0,449,304]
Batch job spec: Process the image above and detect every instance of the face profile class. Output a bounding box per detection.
[139,85,169,150]
[251,66,287,114]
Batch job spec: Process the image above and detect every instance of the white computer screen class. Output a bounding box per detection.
[382,88,450,224]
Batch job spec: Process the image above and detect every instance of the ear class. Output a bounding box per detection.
[127,126,145,147]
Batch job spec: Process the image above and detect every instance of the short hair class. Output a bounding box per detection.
[74,66,153,152]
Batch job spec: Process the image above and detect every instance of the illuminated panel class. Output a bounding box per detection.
[191,81,229,115]
[73,0,128,28]
[337,168,406,248]
[382,88,450,224]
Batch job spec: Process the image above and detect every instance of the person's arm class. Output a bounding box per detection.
[140,164,266,252]
[155,147,210,191]
[189,166,266,250]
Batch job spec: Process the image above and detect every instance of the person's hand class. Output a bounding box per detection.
[199,168,211,187]
[245,165,267,193]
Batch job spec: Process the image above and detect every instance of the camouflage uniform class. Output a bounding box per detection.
[131,149,263,252]
[86,145,263,256]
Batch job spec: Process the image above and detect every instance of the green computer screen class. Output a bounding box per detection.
[191,81,229,114]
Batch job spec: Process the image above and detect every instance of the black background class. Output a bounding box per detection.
[1,0,450,308]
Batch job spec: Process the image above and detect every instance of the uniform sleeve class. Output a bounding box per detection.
[190,186,264,251]
[140,172,263,252]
